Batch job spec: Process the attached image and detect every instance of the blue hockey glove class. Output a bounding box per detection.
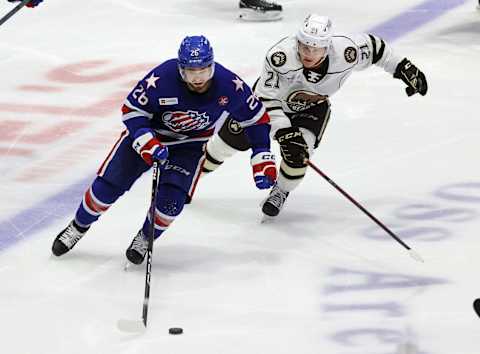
[26,0,43,7]
[8,0,43,7]
[251,149,277,189]
[132,128,168,166]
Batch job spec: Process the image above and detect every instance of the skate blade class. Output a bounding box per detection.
[239,9,282,21]
[123,261,139,271]
[261,214,275,224]
[117,319,146,334]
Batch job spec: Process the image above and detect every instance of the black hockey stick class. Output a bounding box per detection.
[307,160,424,262]
[118,160,160,333]
[141,159,160,327]
[0,0,31,27]
[474,298,480,318]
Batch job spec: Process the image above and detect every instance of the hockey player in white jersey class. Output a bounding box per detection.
[203,14,428,217]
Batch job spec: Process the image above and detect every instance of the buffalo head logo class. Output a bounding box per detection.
[162,110,210,132]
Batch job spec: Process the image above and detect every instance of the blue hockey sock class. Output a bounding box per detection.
[141,183,187,239]
[75,177,125,228]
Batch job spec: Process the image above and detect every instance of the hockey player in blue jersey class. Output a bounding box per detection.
[52,35,277,265]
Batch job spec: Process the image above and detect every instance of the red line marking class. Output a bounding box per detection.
[19,121,90,144]
[46,61,155,84]
[18,85,65,92]
[0,120,31,141]
[0,147,33,157]
[0,91,127,117]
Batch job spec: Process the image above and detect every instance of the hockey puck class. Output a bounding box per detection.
[473,298,480,317]
[169,327,183,335]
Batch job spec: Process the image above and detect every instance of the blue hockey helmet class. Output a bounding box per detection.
[178,35,214,69]
[178,35,215,87]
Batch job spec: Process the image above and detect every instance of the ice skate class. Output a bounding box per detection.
[261,183,289,217]
[239,0,282,21]
[52,220,89,256]
[125,230,149,265]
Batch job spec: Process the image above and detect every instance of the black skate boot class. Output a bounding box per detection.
[52,220,89,256]
[262,183,289,217]
[239,0,282,21]
[125,230,149,265]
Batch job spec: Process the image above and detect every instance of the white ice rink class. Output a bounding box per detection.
[1,0,480,353]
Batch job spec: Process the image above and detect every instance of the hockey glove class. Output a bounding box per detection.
[132,128,168,166]
[393,58,428,97]
[275,127,309,168]
[251,149,277,189]
[27,0,43,7]
[8,0,43,7]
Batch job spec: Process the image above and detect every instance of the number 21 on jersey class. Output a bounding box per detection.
[264,71,280,88]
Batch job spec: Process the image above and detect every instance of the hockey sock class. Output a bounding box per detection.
[75,177,125,227]
[142,183,187,239]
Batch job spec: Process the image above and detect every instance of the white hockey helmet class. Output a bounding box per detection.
[296,14,333,48]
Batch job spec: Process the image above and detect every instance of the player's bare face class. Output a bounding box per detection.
[298,42,328,69]
[183,65,213,93]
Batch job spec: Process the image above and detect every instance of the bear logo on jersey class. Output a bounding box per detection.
[286,90,329,112]
[344,46,358,63]
[162,110,211,132]
[270,52,287,67]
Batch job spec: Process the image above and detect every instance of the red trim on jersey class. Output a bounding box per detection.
[188,155,206,200]
[255,111,270,125]
[97,130,128,175]
[121,104,133,114]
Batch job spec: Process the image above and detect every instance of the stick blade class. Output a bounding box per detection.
[117,319,146,334]
[408,249,424,263]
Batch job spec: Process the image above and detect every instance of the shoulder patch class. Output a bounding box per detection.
[270,51,287,67]
[344,47,357,63]
[227,119,243,135]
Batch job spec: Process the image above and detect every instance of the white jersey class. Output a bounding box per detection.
[254,33,403,115]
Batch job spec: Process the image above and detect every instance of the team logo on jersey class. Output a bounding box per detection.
[227,119,244,135]
[303,70,323,84]
[218,96,229,106]
[270,51,287,67]
[162,110,210,132]
[286,90,329,112]
[344,47,358,63]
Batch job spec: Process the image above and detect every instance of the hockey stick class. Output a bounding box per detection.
[0,0,31,27]
[117,160,160,333]
[307,160,424,263]
[474,298,480,318]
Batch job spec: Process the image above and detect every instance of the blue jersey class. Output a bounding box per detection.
[121,59,270,146]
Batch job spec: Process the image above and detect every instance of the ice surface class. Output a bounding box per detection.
[1,1,480,353]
